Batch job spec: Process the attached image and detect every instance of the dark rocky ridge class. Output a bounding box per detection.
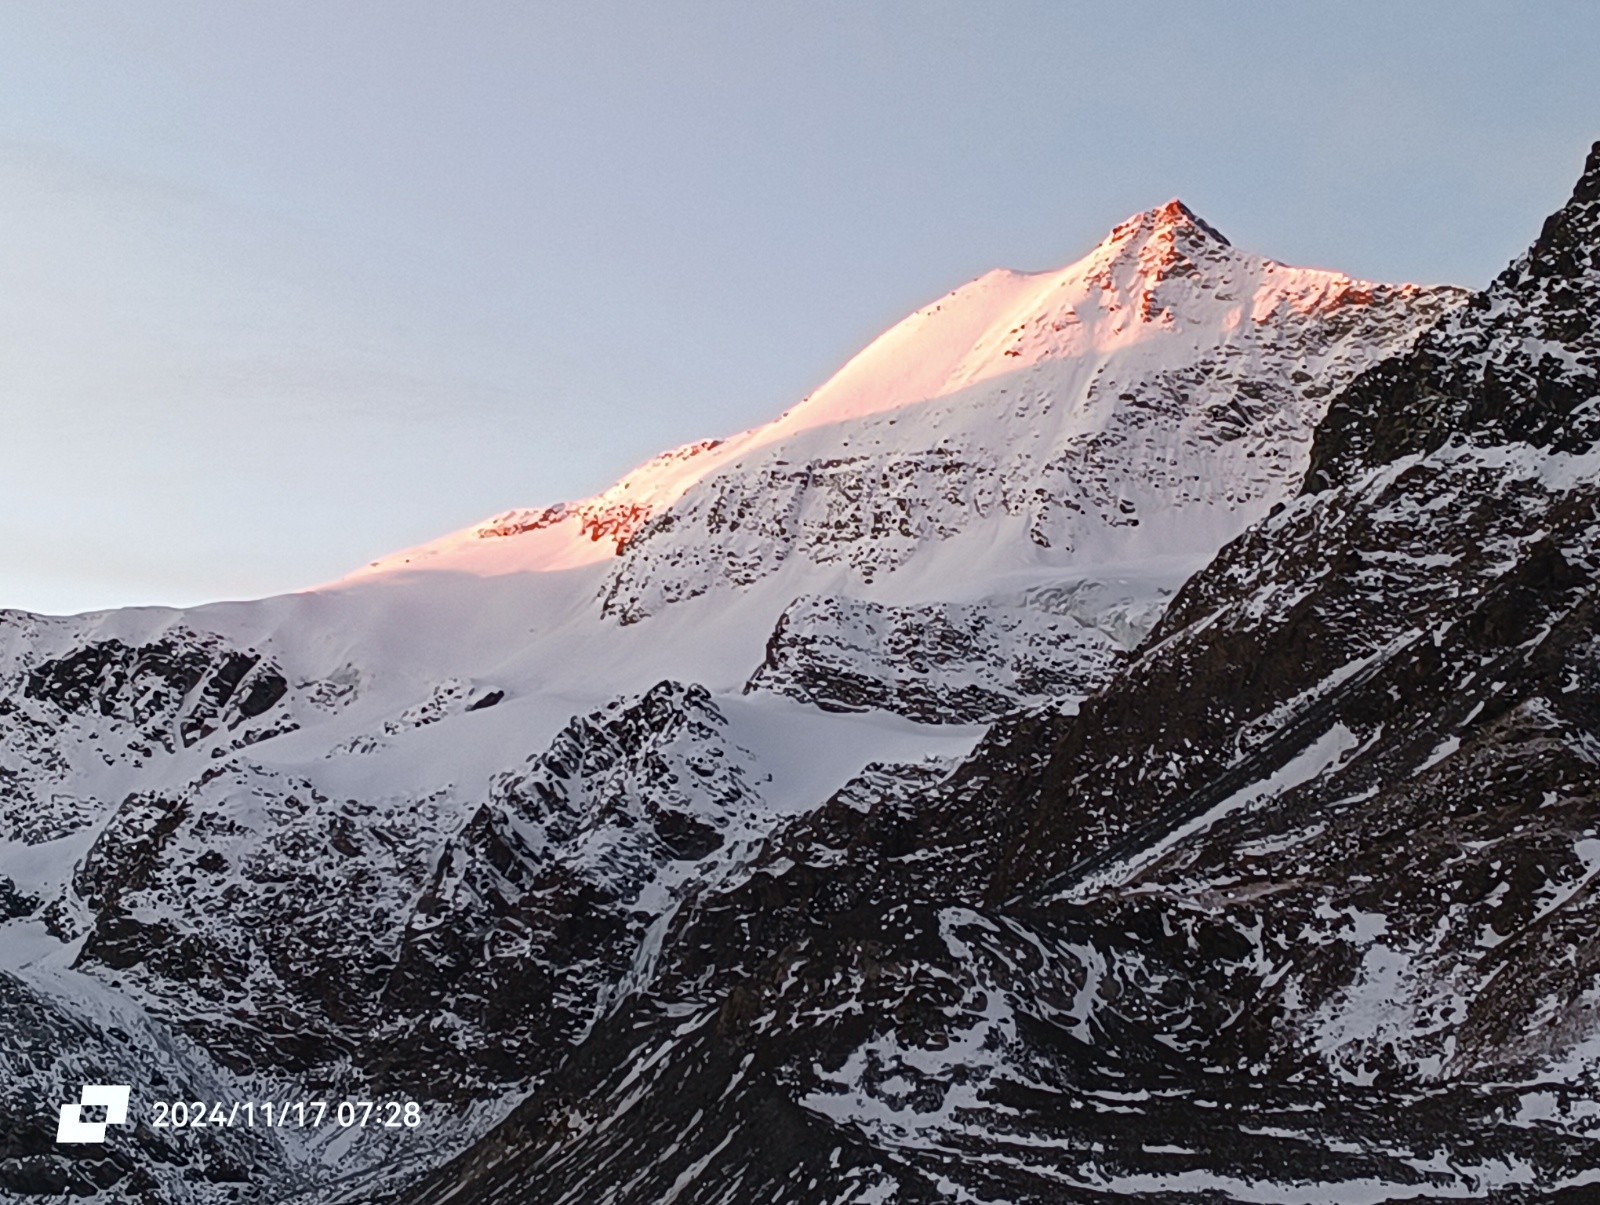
[371,681,766,1097]
[1308,141,1600,492]
[397,144,1600,1204]
[53,681,769,1096]
[0,625,297,847]
[24,638,287,751]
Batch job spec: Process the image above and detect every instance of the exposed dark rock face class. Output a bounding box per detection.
[744,593,1121,722]
[374,681,770,1097]
[0,876,39,920]
[67,762,455,1076]
[398,145,1600,1204]
[51,681,773,1106]
[0,623,296,846]
[24,637,288,751]
[1308,141,1600,492]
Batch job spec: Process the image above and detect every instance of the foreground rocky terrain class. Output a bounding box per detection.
[10,142,1600,1203]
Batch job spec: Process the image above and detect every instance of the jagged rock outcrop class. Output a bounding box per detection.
[743,594,1121,722]
[54,682,774,1094]
[0,618,296,845]
[1308,141,1600,491]
[375,681,775,1095]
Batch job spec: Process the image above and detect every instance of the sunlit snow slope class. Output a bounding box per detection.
[314,201,1461,722]
[359,202,1459,610]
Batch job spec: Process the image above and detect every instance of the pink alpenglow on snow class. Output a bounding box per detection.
[349,202,1461,607]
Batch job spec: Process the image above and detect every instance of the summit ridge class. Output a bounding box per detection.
[1102,195,1232,250]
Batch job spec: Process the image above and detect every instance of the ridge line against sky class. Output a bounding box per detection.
[3,1,1600,616]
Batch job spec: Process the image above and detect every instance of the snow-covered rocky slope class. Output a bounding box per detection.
[399,143,1600,1205]
[0,200,1462,1202]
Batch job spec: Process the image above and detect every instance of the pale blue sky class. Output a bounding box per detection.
[4,2,1599,614]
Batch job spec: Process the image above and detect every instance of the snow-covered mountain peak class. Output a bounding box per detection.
[755,209,1224,434]
[1090,196,1231,268]
[350,203,1463,592]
